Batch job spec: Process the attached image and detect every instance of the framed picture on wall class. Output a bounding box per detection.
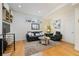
[31,23,40,30]
[53,19,61,29]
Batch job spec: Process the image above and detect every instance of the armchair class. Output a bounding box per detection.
[51,31,62,41]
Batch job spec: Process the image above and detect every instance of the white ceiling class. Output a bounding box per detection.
[8,3,64,17]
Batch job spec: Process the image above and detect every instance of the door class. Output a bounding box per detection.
[64,11,75,44]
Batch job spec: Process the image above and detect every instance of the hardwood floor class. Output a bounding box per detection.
[12,40,25,56]
[4,40,25,56]
[4,40,79,56]
[42,42,79,56]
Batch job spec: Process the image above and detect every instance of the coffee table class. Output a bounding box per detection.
[39,36,50,45]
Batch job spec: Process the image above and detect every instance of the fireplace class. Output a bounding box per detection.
[2,22,10,34]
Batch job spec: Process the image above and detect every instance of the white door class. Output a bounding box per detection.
[64,11,75,44]
[75,5,79,51]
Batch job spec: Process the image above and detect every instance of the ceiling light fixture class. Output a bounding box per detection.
[18,5,22,8]
[38,11,40,13]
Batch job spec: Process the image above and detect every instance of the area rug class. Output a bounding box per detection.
[25,40,59,56]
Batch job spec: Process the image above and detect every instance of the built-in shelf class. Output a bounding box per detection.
[2,4,13,23]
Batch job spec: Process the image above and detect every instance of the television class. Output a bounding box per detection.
[2,22,10,34]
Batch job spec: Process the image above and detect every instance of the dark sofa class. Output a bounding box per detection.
[26,31,44,42]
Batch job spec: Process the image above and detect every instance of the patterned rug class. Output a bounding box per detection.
[25,40,59,56]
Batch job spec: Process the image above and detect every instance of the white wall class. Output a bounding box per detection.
[0,3,2,34]
[11,11,42,41]
[74,4,79,51]
[49,4,75,44]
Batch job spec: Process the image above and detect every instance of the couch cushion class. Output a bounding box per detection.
[35,33,40,36]
[28,32,34,37]
[40,32,44,35]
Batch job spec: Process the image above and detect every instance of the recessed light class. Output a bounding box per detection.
[18,5,22,8]
[38,11,40,13]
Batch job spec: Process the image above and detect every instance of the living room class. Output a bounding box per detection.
[0,3,79,56]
